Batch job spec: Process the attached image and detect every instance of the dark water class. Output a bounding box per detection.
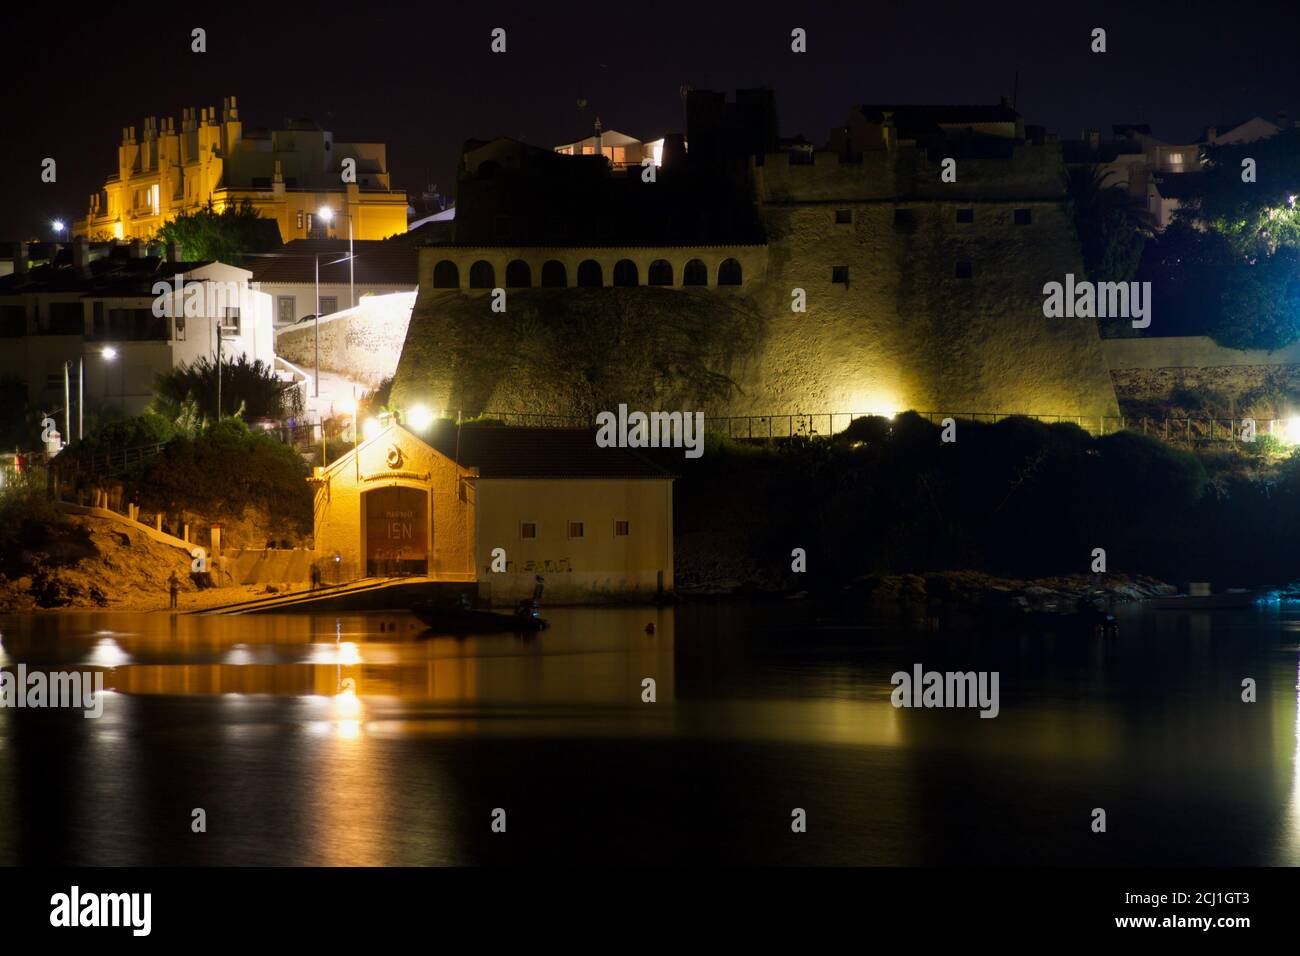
[0,601,1297,865]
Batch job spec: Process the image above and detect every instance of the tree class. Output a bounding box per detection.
[1214,249,1300,350]
[152,355,304,423]
[1065,165,1153,283]
[155,199,282,264]
[1175,128,1300,259]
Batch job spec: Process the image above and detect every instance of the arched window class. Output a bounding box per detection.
[612,259,639,287]
[683,258,707,286]
[718,258,742,286]
[577,260,603,288]
[469,260,495,289]
[505,260,532,288]
[433,260,459,289]
[647,259,673,286]
[541,260,568,288]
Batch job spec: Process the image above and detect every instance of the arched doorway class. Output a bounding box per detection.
[363,486,429,576]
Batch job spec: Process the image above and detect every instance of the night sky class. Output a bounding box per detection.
[2,0,1296,239]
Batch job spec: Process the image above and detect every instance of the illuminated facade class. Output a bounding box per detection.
[75,97,409,244]
[311,422,674,604]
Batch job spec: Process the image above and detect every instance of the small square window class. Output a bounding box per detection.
[520,522,537,539]
[956,208,974,224]
[955,261,973,279]
[614,520,630,537]
[174,316,186,341]
[832,266,849,284]
[567,521,584,539]
[834,209,852,224]
[893,208,915,228]
[1014,208,1032,225]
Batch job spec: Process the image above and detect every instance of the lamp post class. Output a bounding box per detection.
[317,205,355,309]
[312,242,355,400]
[52,219,66,242]
[101,346,119,414]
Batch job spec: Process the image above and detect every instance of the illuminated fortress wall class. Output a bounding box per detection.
[394,138,1119,422]
[736,146,1119,419]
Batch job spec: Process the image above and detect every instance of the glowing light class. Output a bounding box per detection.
[87,637,128,668]
[52,219,65,234]
[406,404,434,431]
[850,392,901,420]
[1281,417,1300,443]
[317,206,335,224]
[102,346,118,360]
[362,417,381,441]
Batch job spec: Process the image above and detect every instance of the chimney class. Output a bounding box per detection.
[73,237,89,272]
[14,241,28,276]
[594,117,603,158]
[1277,111,1291,131]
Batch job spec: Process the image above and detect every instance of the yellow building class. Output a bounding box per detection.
[311,421,675,604]
[75,96,409,243]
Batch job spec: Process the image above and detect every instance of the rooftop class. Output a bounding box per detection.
[427,422,674,480]
[245,239,418,285]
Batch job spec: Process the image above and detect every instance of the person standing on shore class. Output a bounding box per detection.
[168,571,180,610]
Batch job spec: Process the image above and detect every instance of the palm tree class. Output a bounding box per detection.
[1065,165,1154,283]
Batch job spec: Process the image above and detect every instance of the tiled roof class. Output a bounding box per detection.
[246,239,418,285]
[426,423,674,479]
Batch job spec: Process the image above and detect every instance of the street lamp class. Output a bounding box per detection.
[52,219,66,241]
[313,248,354,399]
[101,346,120,414]
[61,356,85,444]
[317,204,355,309]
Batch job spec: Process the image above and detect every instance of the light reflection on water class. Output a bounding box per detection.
[0,602,1296,865]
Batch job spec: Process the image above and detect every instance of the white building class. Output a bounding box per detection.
[0,238,274,419]
[246,238,418,329]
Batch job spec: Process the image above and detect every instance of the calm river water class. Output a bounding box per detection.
[1,601,1297,865]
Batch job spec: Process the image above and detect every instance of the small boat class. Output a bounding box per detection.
[412,576,550,634]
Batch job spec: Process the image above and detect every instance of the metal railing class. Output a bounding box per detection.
[53,440,169,479]
[252,409,1299,450]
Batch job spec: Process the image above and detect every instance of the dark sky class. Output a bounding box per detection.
[2,0,1297,238]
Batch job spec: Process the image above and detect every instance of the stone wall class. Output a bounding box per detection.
[275,291,415,386]
[392,145,1121,423]
[1104,336,1300,417]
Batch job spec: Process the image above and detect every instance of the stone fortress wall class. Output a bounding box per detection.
[392,125,1121,423]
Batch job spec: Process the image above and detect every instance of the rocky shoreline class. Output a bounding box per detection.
[846,570,1175,613]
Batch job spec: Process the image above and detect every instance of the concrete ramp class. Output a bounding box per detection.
[197,576,475,615]
[227,548,313,585]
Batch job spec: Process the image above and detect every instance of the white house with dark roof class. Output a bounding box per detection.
[246,237,418,328]
[0,238,273,422]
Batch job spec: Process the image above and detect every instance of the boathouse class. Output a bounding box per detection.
[310,421,675,604]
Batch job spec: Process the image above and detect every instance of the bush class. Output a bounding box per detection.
[127,418,312,536]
